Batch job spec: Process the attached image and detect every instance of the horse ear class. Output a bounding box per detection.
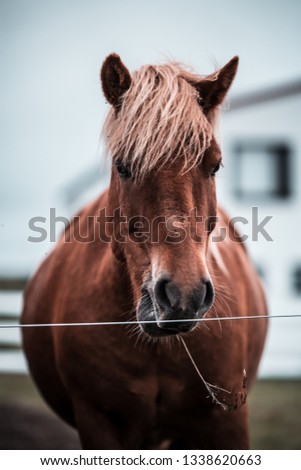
[197,56,239,113]
[101,53,132,107]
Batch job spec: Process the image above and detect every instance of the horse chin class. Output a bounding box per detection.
[137,290,197,338]
[141,320,197,338]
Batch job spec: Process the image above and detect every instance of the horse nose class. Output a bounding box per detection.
[154,275,214,316]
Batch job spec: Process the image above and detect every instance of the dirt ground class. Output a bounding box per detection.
[0,374,300,450]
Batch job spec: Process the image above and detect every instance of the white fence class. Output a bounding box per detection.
[0,291,27,373]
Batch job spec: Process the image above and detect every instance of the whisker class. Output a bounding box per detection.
[206,307,222,338]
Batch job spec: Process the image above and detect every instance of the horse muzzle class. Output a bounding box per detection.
[138,275,214,337]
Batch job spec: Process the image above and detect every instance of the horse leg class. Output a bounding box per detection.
[72,400,145,450]
[73,407,122,449]
[198,406,249,450]
[169,406,249,450]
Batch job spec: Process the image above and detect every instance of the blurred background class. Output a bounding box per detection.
[0,0,300,449]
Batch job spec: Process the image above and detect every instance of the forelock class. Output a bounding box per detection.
[103,62,217,180]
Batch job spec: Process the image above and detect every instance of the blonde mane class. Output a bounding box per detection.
[103,62,218,180]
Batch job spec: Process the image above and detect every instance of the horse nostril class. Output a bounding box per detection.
[154,276,180,310]
[189,280,214,315]
[198,282,207,306]
[204,280,214,307]
[195,279,214,317]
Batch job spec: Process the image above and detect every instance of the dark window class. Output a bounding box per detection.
[232,141,292,200]
[292,266,301,295]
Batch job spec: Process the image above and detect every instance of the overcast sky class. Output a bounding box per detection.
[1,0,301,273]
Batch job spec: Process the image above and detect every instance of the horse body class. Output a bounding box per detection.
[22,54,267,449]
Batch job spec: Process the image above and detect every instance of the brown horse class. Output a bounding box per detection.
[22,54,268,449]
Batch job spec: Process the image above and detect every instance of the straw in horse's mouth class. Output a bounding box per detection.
[180,337,248,412]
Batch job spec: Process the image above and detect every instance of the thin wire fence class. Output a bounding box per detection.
[0,314,300,329]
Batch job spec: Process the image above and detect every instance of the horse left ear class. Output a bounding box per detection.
[197,56,239,113]
[101,53,132,107]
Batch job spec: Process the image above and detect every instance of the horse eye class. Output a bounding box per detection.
[116,161,132,179]
[211,161,222,177]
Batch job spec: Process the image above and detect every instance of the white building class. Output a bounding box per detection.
[220,80,301,377]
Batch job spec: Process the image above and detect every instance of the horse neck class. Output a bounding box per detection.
[96,191,135,319]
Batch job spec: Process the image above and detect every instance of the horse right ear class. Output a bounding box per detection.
[196,56,239,114]
[101,53,132,108]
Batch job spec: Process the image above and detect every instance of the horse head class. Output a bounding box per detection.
[101,53,238,337]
